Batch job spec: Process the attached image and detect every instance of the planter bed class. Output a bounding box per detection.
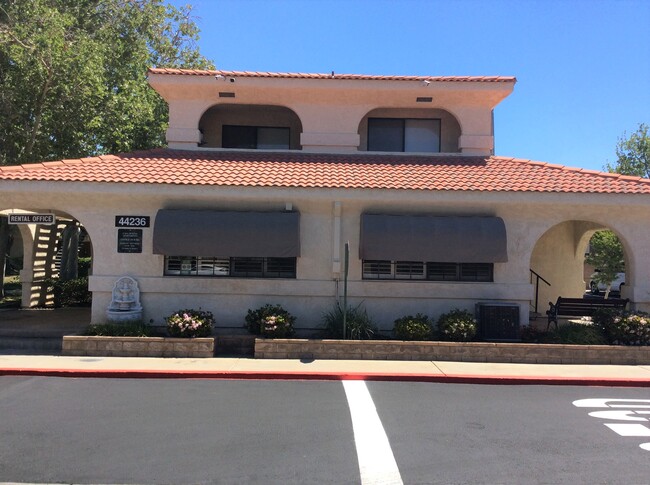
[255,338,650,365]
[62,336,215,358]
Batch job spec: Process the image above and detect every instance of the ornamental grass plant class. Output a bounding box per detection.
[322,302,378,340]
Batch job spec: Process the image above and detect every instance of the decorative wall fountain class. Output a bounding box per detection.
[106,276,143,322]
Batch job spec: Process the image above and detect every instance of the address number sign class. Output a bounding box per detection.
[115,216,150,227]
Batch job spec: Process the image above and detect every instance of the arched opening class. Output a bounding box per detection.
[198,104,303,150]
[0,223,24,307]
[0,209,94,309]
[357,107,462,153]
[583,230,626,297]
[529,220,630,315]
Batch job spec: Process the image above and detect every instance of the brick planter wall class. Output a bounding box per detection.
[254,339,650,365]
[62,336,215,358]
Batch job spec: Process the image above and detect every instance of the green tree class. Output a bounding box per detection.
[0,216,8,299]
[605,123,650,179]
[0,0,214,297]
[0,0,215,166]
[585,230,625,299]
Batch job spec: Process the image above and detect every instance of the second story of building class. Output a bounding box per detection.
[147,69,516,156]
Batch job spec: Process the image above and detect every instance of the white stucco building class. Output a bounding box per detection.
[2,68,649,336]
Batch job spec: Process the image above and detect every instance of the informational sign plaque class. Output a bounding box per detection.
[117,229,143,253]
[8,213,55,225]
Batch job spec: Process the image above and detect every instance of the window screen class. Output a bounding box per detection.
[404,119,440,152]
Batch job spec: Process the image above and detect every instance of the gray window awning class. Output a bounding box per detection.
[360,214,507,262]
[153,210,300,257]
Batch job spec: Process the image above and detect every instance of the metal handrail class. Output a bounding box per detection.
[530,269,551,314]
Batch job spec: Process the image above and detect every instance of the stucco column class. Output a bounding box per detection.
[293,105,368,152]
[454,106,494,155]
[18,225,35,308]
[166,100,213,149]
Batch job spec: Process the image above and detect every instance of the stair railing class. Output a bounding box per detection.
[530,269,551,315]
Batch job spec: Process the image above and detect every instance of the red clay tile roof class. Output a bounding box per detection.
[1,149,649,194]
[148,68,517,84]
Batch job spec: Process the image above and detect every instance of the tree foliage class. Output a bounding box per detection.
[605,123,650,179]
[585,230,625,299]
[0,0,214,166]
[0,216,8,299]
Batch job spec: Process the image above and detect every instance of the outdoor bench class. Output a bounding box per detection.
[546,296,629,330]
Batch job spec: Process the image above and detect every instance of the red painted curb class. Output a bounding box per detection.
[1,368,649,387]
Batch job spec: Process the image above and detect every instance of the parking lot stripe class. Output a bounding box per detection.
[343,380,403,485]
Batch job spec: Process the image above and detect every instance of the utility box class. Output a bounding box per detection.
[476,303,520,341]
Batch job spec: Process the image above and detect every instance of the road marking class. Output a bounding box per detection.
[604,423,650,437]
[589,410,650,421]
[573,398,650,408]
[343,380,403,485]
[574,397,650,452]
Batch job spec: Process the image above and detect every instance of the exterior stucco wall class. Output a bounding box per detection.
[152,74,512,154]
[2,181,650,331]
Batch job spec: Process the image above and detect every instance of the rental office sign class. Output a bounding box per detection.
[8,213,55,225]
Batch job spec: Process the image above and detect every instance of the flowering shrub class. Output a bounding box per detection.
[393,313,433,341]
[245,304,296,338]
[166,309,214,338]
[437,309,477,342]
[593,309,650,346]
[260,314,294,338]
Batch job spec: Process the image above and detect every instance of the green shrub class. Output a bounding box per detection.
[437,309,477,342]
[322,302,377,340]
[166,308,214,338]
[541,323,608,345]
[85,322,153,337]
[245,304,296,338]
[393,313,433,341]
[5,256,23,275]
[3,276,21,291]
[593,309,650,346]
[520,325,547,343]
[48,277,92,307]
[78,257,92,278]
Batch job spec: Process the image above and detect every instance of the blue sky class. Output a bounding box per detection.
[169,0,649,172]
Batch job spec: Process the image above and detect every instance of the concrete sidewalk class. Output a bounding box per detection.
[1,354,650,386]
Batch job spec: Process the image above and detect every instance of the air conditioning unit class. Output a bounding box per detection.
[476,303,520,341]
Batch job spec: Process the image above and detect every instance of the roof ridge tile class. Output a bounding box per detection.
[21,163,46,170]
[147,67,516,83]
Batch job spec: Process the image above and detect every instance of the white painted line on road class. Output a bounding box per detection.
[343,380,403,485]
[589,410,650,421]
[605,423,650,437]
[573,398,650,408]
